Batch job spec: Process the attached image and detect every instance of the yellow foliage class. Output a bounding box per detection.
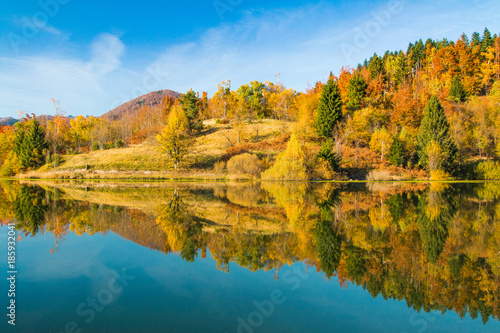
[262,133,308,180]
[226,153,263,178]
[369,127,393,161]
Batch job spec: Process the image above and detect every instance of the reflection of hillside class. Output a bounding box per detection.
[2,180,500,323]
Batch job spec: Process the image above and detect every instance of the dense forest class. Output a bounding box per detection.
[1,181,499,323]
[1,28,500,179]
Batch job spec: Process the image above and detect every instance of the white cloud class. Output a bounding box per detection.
[1,0,500,118]
[0,33,130,117]
[88,33,125,76]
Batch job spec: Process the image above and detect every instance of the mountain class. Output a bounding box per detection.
[101,89,181,120]
[0,117,18,126]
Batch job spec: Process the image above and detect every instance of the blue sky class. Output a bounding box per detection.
[0,0,499,118]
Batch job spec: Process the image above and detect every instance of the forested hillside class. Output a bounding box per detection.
[1,28,500,180]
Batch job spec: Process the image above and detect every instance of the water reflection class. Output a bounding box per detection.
[1,180,499,324]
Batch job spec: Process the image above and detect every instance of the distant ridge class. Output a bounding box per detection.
[101,89,181,120]
[0,117,18,126]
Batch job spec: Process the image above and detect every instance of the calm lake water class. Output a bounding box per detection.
[1,180,500,333]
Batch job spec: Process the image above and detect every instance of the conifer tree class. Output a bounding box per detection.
[16,119,48,170]
[315,78,342,138]
[471,32,481,47]
[317,138,341,171]
[417,96,458,174]
[181,89,202,132]
[448,75,467,102]
[346,74,367,112]
[481,28,493,54]
[388,136,405,166]
[368,54,385,79]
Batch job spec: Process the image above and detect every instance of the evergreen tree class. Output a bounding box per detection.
[460,33,470,47]
[315,189,342,279]
[13,185,48,235]
[181,89,202,132]
[317,138,341,171]
[368,54,385,79]
[388,136,405,166]
[481,28,493,54]
[315,78,342,138]
[346,74,367,112]
[417,96,458,174]
[16,119,48,170]
[448,75,467,102]
[471,32,481,47]
[394,53,409,85]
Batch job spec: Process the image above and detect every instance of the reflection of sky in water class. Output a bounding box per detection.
[1,226,499,333]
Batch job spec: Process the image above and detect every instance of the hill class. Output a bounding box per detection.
[101,89,181,120]
[0,117,18,126]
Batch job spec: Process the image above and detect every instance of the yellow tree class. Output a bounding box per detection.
[369,127,393,161]
[209,80,237,119]
[262,133,308,180]
[156,105,190,170]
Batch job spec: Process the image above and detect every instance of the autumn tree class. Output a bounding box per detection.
[370,127,393,162]
[261,133,308,180]
[210,80,236,119]
[156,105,190,170]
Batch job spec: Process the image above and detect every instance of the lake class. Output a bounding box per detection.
[1,180,499,333]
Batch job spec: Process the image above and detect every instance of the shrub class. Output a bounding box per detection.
[429,169,450,180]
[213,160,226,174]
[262,134,308,181]
[366,170,393,181]
[227,153,263,178]
[92,142,99,151]
[475,160,500,180]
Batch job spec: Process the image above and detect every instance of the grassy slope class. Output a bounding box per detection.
[25,119,293,179]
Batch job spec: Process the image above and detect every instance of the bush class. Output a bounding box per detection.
[261,134,308,181]
[115,139,124,148]
[475,160,500,180]
[429,169,450,180]
[92,142,100,151]
[227,153,263,178]
[213,160,226,174]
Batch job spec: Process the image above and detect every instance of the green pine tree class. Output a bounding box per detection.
[448,75,467,102]
[181,89,202,132]
[16,119,48,170]
[417,96,458,175]
[471,32,481,47]
[388,136,405,166]
[315,78,342,138]
[368,54,385,79]
[345,74,367,112]
[317,138,341,171]
[481,28,493,54]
